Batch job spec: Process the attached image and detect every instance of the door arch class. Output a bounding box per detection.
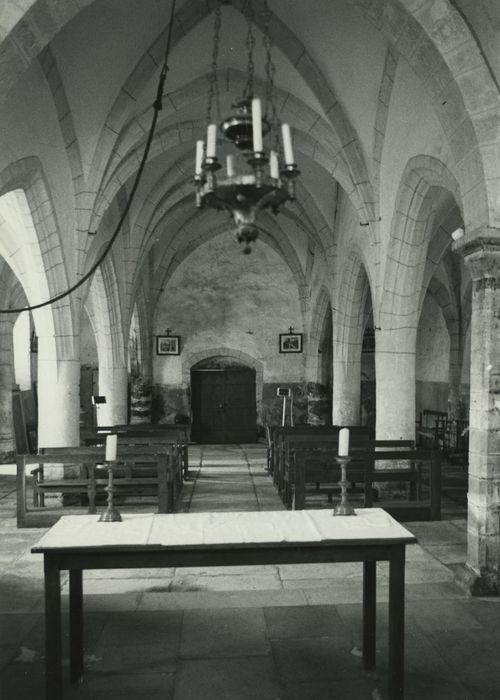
[190,357,257,444]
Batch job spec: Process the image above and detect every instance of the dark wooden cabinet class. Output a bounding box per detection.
[191,368,257,444]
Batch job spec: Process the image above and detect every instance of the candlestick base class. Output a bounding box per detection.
[332,456,357,517]
[98,462,122,523]
[333,502,356,517]
[98,506,122,523]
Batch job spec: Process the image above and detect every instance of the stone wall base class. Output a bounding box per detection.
[452,563,500,596]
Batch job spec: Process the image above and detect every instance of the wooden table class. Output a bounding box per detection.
[31,508,416,699]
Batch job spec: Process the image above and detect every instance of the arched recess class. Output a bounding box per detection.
[84,263,128,425]
[185,348,264,443]
[332,251,373,426]
[307,286,333,425]
[182,346,264,421]
[0,159,76,357]
[148,216,309,316]
[351,0,493,230]
[381,156,463,339]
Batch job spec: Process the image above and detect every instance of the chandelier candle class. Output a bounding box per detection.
[195,140,204,176]
[206,124,217,159]
[270,150,279,179]
[252,97,263,152]
[226,154,235,177]
[281,124,295,165]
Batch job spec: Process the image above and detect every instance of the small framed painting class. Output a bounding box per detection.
[156,335,181,355]
[279,333,303,353]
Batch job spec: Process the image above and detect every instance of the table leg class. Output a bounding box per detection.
[44,555,62,700]
[363,560,376,670]
[69,569,84,683]
[388,547,405,700]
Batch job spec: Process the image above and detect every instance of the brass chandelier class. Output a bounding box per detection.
[194,0,299,253]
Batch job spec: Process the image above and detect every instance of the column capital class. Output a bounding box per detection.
[453,227,500,282]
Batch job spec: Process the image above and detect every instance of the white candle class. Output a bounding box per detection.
[206,123,217,159]
[281,123,295,165]
[195,140,204,175]
[338,428,350,457]
[270,150,279,179]
[105,434,117,462]
[252,97,263,153]
[226,154,235,177]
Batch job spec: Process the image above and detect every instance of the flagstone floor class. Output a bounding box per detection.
[1,444,499,699]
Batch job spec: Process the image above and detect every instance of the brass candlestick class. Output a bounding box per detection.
[98,461,122,522]
[333,456,356,516]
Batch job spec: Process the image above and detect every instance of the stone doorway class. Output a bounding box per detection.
[190,359,257,444]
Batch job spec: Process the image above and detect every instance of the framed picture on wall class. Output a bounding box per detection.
[279,332,303,353]
[156,335,181,355]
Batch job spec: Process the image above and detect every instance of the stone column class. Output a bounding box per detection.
[98,365,128,426]
[375,328,417,440]
[0,317,16,460]
[332,350,361,426]
[37,336,80,448]
[457,236,500,593]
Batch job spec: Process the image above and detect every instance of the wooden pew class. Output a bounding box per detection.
[274,426,373,500]
[93,424,190,478]
[83,435,184,487]
[291,445,441,521]
[17,446,176,528]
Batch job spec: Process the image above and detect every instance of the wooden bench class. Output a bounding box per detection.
[92,424,190,478]
[82,436,184,486]
[268,425,373,492]
[277,428,374,503]
[17,446,176,527]
[291,446,441,521]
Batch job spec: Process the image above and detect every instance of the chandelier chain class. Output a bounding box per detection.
[243,0,256,98]
[263,0,279,148]
[207,1,222,124]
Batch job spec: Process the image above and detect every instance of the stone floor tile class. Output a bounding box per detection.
[98,610,183,649]
[278,562,361,580]
[271,636,364,682]
[65,671,175,699]
[403,671,470,700]
[62,578,156,596]
[0,612,41,648]
[303,581,367,606]
[425,544,468,564]
[264,604,345,640]
[427,628,500,679]
[180,607,269,659]
[464,596,500,629]
[175,564,277,576]
[281,677,381,700]
[0,646,18,672]
[171,573,282,592]
[463,667,500,700]
[75,592,143,612]
[84,567,175,580]
[139,588,308,610]
[173,656,280,700]
[0,660,45,700]
[404,560,454,584]
[90,642,177,674]
[407,598,483,632]
[404,581,465,600]
[405,521,465,546]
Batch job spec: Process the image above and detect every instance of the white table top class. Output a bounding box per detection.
[32,508,416,552]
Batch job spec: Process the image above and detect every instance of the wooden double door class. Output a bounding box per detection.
[191,368,257,444]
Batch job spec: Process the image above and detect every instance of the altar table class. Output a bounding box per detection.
[31,508,417,699]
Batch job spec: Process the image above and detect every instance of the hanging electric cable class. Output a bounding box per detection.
[0,0,177,315]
